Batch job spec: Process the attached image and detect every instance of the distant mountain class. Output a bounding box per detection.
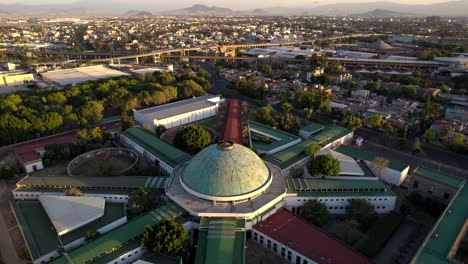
[164,4,233,16]
[352,9,416,18]
[125,10,153,16]
[252,9,267,14]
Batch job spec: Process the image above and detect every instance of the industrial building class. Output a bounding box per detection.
[0,72,34,86]
[40,65,129,87]
[133,94,221,129]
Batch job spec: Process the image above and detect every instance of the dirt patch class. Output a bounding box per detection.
[245,240,288,264]
[9,227,30,261]
[1,200,17,229]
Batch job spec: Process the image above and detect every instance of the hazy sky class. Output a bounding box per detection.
[0,0,453,8]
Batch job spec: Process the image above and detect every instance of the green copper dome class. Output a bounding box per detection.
[180,141,271,201]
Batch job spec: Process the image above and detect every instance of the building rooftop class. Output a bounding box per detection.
[248,121,301,153]
[412,167,464,188]
[299,122,325,134]
[16,175,169,190]
[38,195,105,236]
[412,183,468,264]
[335,145,409,172]
[134,94,220,121]
[284,177,394,197]
[50,201,186,264]
[195,218,245,264]
[263,138,320,169]
[317,148,364,176]
[181,142,271,200]
[254,209,374,264]
[40,65,129,86]
[309,126,351,147]
[121,127,192,168]
[14,132,76,164]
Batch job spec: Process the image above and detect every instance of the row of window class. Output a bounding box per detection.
[412,181,451,199]
[253,231,309,264]
[16,193,128,200]
[298,197,389,202]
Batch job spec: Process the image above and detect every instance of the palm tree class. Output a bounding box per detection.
[372,157,389,180]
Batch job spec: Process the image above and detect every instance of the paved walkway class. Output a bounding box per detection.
[0,181,25,264]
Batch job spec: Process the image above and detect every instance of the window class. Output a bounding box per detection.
[281,247,286,257]
[254,232,258,241]
[287,251,292,261]
[413,181,419,189]
[296,256,302,264]
[260,235,264,244]
[444,192,450,200]
[303,260,308,264]
[273,243,277,253]
[267,240,271,249]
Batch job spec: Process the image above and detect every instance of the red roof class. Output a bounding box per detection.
[14,121,121,164]
[254,209,374,264]
[221,99,243,144]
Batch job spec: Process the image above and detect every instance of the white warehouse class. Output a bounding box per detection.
[133,94,221,129]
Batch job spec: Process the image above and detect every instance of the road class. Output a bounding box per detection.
[355,128,468,179]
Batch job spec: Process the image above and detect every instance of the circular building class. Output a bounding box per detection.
[180,141,272,203]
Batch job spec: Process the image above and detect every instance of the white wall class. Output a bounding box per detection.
[366,161,409,186]
[24,161,44,174]
[250,128,301,155]
[13,191,130,203]
[284,194,396,214]
[105,245,148,264]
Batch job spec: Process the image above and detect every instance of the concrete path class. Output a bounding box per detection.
[0,181,25,264]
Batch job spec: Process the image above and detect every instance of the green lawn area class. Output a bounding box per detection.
[70,156,135,177]
[358,212,403,258]
[193,117,220,130]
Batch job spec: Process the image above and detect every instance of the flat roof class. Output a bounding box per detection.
[299,122,325,134]
[121,127,192,168]
[17,175,169,190]
[254,209,374,264]
[50,201,186,264]
[284,176,394,197]
[318,148,364,176]
[195,218,245,264]
[413,167,464,188]
[335,145,409,172]
[412,183,468,264]
[263,138,321,169]
[134,94,219,121]
[249,121,301,153]
[310,126,351,147]
[39,195,105,236]
[41,65,129,86]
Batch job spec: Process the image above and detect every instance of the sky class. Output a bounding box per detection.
[0,0,454,8]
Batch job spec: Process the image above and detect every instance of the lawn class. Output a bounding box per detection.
[358,212,403,258]
[70,156,135,177]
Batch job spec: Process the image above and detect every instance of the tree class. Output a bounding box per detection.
[329,219,361,245]
[85,230,100,241]
[346,199,377,230]
[254,105,275,126]
[303,107,313,120]
[141,218,188,255]
[174,126,211,154]
[281,102,292,114]
[423,128,436,143]
[65,187,82,196]
[79,101,104,124]
[412,138,424,155]
[155,125,167,138]
[450,133,466,153]
[0,166,16,180]
[343,116,362,132]
[372,157,389,180]
[129,187,160,215]
[382,123,397,140]
[301,200,329,227]
[290,165,304,178]
[368,114,383,128]
[401,85,417,99]
[305,143,321,156]
[308,154,341,176]
[177,80,206,99]
[439,124,453,143]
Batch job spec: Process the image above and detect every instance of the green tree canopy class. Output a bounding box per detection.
[439,124,453,143]
[343,115,362,131]
[308,154,341,176]
[423,128,436,143]
[177,80,207,99]
[79,101,104,124]
[305,143,321,156]
[129,187,160,215]
[368,114,383,128]
[174,126,211,154]
[412,138,424,155]
[141,218,188,256]
[301,200,329,227]
[346,199,377,230]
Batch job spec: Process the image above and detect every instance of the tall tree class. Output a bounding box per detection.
[423,128,436,143]
[129,187,160,215]
[308,154,341,176]
[305,143,321,156]
[343,115,362,132]
[141,218,188,256]
[372,157,389,180]
[368,114,383,128]
[412,138,424,155]
[346,199,377,231]
[301,200,329,227]
[174,126,211,154]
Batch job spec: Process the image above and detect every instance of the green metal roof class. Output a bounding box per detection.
[310,126,351,146]
[17,176,169,190]
[413,167,464,188]
[300,122,325,134]
[263,138,319,169]
[195,218,245,264]
[248,121,301,153]
[121,127,192,168]
[412,183,468,264]
[284,176,395,197]
[181,143,270,197]
[50,201,186,264]
[335,145,409,172]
